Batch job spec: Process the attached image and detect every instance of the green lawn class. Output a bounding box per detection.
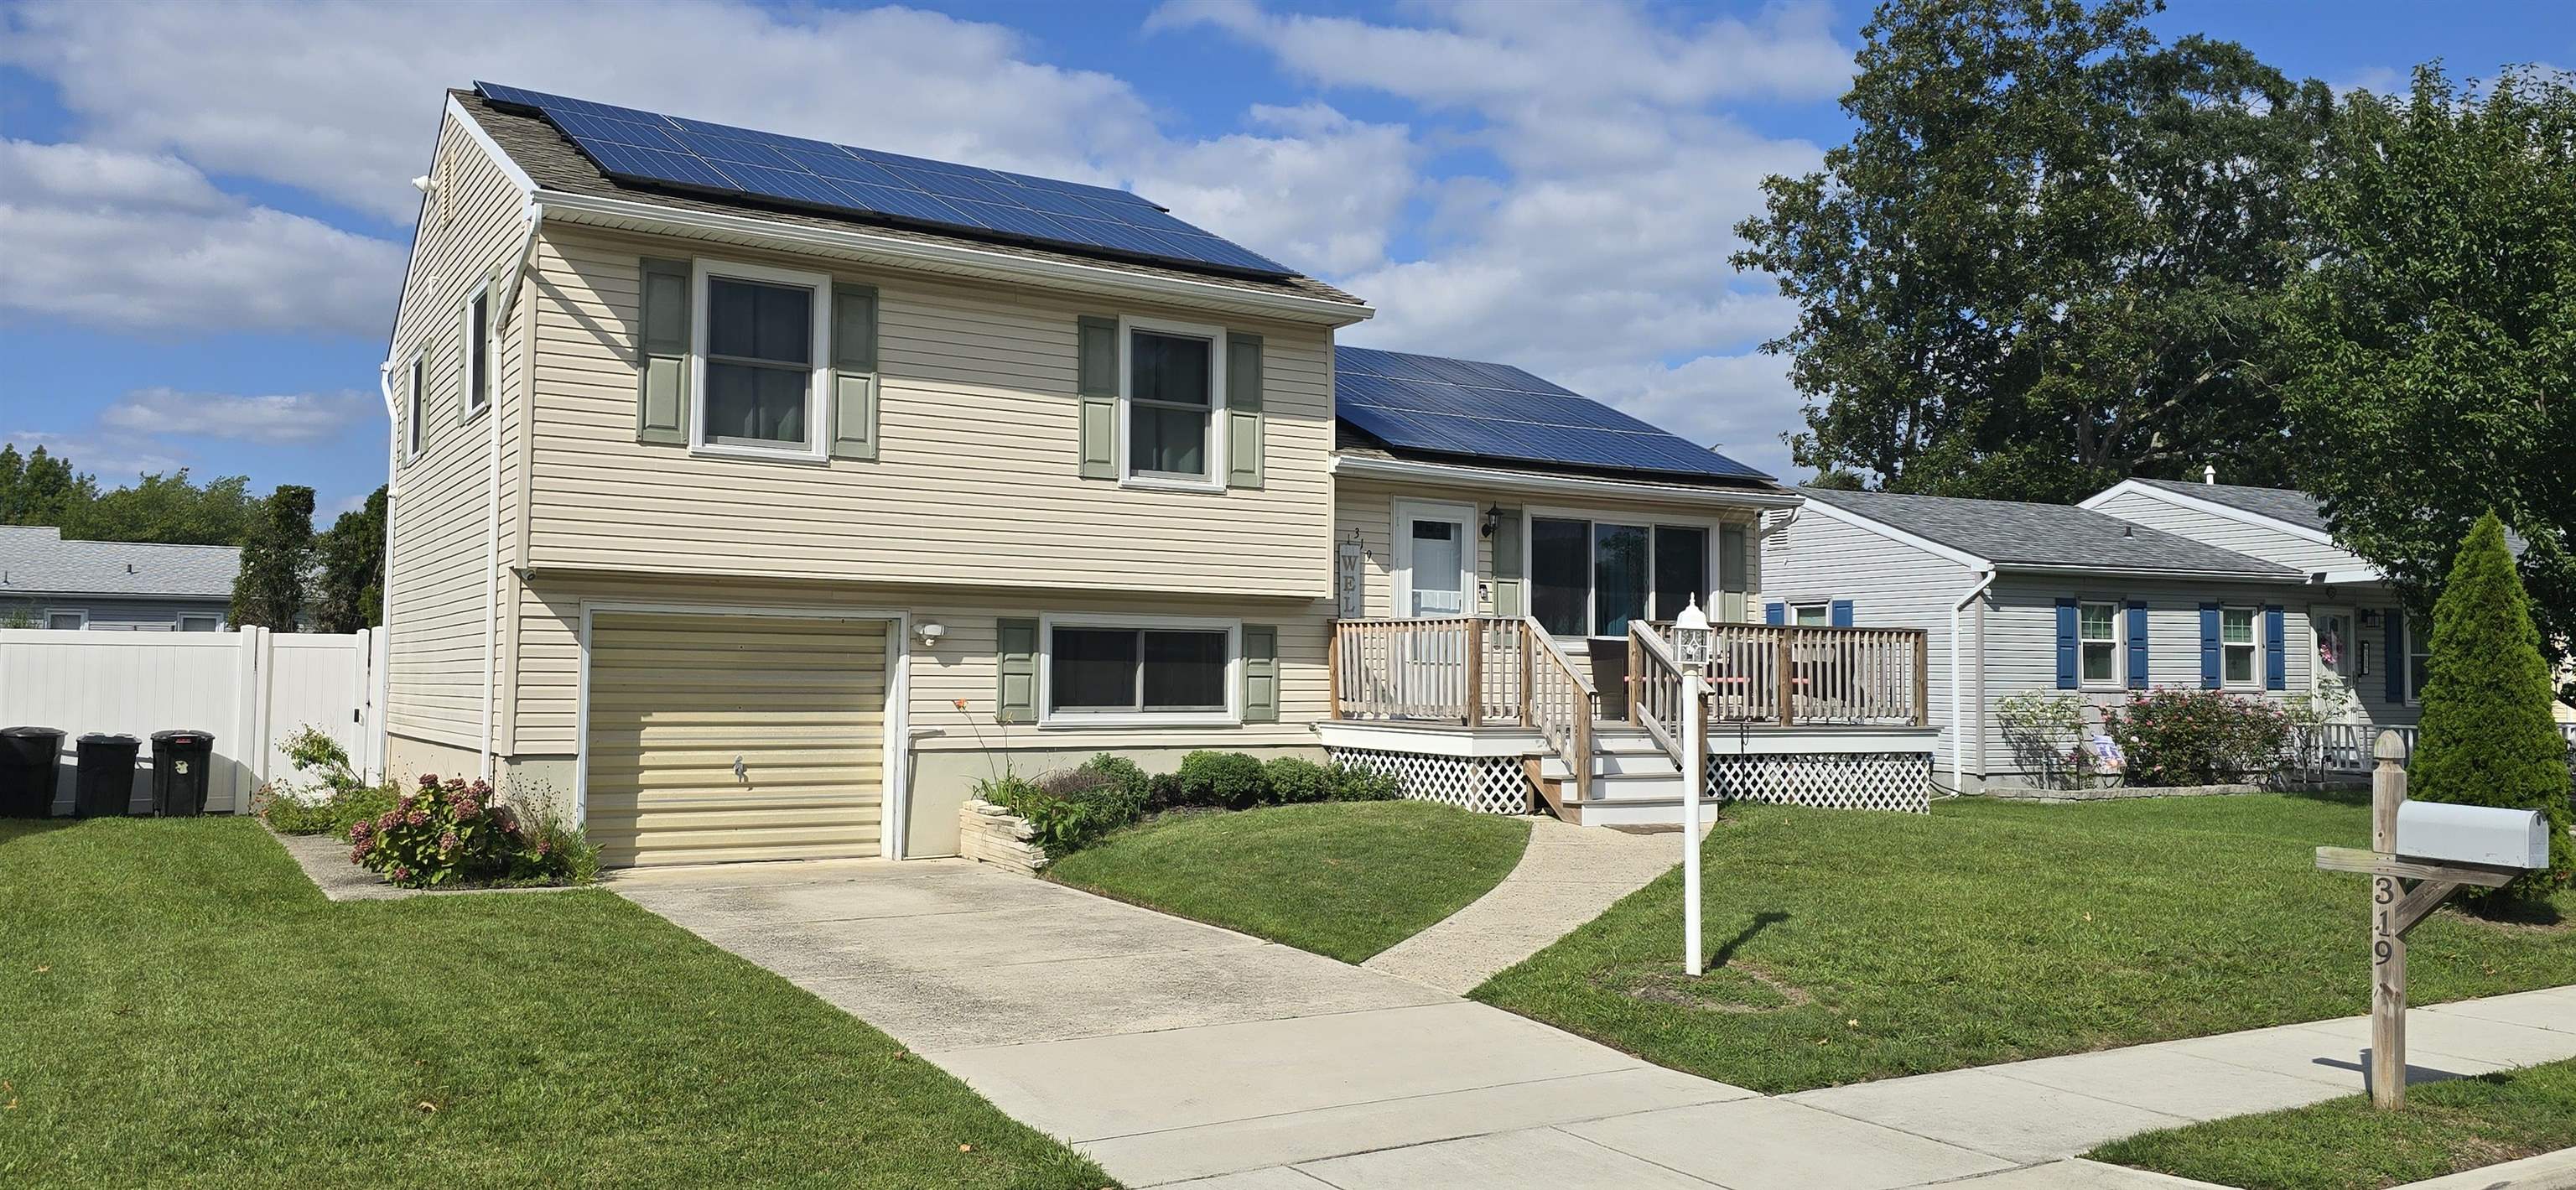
[0,818,1109,1189]
[1473,793,2576,1094]
[2092,1055,2576,1190]
[1046,801,1531,963]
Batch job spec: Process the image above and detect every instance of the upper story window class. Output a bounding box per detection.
[461,283,492,419]
[2220,605,2259,687]
[405,351,425,462]
[691,259,831,462]
[2079,600,2121,687]
[1122,318,1225,490]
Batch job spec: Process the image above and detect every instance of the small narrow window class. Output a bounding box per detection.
[45,610,86,631]
[1126,328,1217,481]
[2221,605,2258,687]
[462,285,491,418]
[406,352,425,460]
[2405,616,2433,701]
[178,615,221,632]
[2079,600,2120,685]
[1792,602,1831,626]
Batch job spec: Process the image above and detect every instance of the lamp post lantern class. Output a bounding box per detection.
[1675,597,1711,975]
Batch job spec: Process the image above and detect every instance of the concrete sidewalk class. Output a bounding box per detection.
[615,859,2576,1189]
[1362,817,1679,994]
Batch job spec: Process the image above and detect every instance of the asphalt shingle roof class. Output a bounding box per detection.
[2131,478,2330,533]
[457,91,1365,309]
[1799,487,2300,577]
[0,527,241,599]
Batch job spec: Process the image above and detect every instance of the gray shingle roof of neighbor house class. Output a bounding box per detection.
[454,91,1368,309]
[0,526,242,598]
[2130,477,2332,533]
[1797,487,2303,577]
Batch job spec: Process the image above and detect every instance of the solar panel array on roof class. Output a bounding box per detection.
[1335,346,1774,482]
[474,81,1294,279]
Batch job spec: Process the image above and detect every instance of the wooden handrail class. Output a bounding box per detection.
[1628,621,1690,774]
[1522,617,1596,804]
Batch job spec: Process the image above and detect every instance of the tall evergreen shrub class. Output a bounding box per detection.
[2408,512,2573,903]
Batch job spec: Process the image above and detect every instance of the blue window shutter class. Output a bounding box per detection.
[2054,599,2078,689]
[1764,601,1784,626]
[2384,614,2406,703]
[2199,603,2222,689]
[1829,599,1853,627]
[2125,601,2148,689]
[2263,605,2287,690]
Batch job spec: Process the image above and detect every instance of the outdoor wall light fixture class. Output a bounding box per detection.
[1482,507,1501,538]
[913,621,948,647]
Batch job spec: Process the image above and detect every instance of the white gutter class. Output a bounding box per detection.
[1997,562,2301,583]
[2310,568,2385,586]
[534,188,1374,328]
[1950,567,1997,788]
[375,358,401,779]
[1330,453,1805,508]
[478,204,545,782]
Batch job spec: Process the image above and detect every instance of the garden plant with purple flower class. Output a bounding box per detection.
[347,773,595,887]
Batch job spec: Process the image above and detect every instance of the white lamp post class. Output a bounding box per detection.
[1673,597,1711,976]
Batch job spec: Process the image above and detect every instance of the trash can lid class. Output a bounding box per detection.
[3,725,67,738]
[150,730,215,742]
[76,732,138,745]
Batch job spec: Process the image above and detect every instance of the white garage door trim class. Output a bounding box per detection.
[573,600,912,860]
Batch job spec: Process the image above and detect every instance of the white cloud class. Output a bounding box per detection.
[1555,352,1806,481]
[1129,104,1415,275]
[99,387,377,445]
[0,139,403,335]
[2,431,189,484]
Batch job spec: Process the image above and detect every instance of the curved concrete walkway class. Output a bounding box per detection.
[1363,817,1680,993]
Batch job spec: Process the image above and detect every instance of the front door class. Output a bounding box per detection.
[2310,605,2359,715]
[1393,501,1476,715]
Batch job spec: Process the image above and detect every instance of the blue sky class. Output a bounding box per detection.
[3,0,2569,517]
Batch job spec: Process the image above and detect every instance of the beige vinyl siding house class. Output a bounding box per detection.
[379,88,1370,865]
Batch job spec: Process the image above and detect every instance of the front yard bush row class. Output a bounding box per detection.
[980,751,1400,858]
[2110,689,2292,787]
[257,724,596,888]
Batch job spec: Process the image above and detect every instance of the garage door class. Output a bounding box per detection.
[584,611,889,866]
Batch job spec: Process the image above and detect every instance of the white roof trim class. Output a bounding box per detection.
[1997,562,2305,583]
[448,96,539,201]
[531,188,1373,327]
[1330,453,1801,508]
[2081,478,2339,547]
[1790,496,1994,569]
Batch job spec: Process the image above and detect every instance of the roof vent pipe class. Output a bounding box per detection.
[2203,464,2217,485]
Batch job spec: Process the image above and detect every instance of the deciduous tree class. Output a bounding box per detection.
[312,486,387,633]
[229,486,316,631]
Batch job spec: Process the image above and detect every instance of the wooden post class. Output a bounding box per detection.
[1327,621,1344,720]
[2370,729,2408,1109]
[1517,620,1535,727]
[1913,631,1930,726]
[1464,617,1485,729]
[1627,631,1643,727]
[1776,629,1795,727]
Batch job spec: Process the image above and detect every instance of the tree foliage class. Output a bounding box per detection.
[2278,65,2576,694]
[230,486,316,631]
[0,442,256,546]
[2406,514,2573,904]
[312,486,387,633]
[1733,0,2330,501]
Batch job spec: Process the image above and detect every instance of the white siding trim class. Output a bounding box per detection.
[1791,498,1992,569]
[573,600,913,859]
[1332,453,1801,508]
[2081,479,2340,548]
[445,96,541,199]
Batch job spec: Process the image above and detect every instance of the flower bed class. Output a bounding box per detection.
[963,751,1400,868]
[347,773,596,888]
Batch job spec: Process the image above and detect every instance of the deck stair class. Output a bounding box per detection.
[1531,726,1711,827]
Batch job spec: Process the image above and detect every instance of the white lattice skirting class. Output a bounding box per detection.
[1327,747,1531,815]
[1706,751,1930,813]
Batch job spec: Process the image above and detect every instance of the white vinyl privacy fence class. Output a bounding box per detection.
[0,626,387,814]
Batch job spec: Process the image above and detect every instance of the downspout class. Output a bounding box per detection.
[375,359,401,781]
[479,204,545,782]
[1950,567,1997,791]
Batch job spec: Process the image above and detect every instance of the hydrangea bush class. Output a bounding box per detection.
[2106,689,2290,787]
[348,773,595,887]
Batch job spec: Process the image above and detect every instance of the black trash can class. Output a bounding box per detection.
[150,730,217,818]
[1,727,65,818]
[72,734,141,818]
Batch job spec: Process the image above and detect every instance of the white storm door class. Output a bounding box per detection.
[1392,501,1476,715]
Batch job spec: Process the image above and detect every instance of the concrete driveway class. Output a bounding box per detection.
[610,858,2046,1188]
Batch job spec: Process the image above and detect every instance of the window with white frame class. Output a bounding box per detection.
[177,614,221,632]
[45,610,86,631]
[1043,618,1236,723]
[1123,320,1223,487]
[2220,605,2259,687]
[2079,600,2121,686]
[405,351,425,461]
[1529,517,1712,637]
[2404,616,2432,702]
[693,260,830,459]
[462,284,492,418]
[1792,601,1832,626]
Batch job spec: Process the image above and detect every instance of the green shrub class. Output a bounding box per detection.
[2107,689,2289,787]
[257,725,397,840]
[350,773,592,888]
[979,755,1155,859]
[1263,757,1335,804]
[1177,750,1270,809]
[1080,753,1150,804]
[2409,512,2575,903]
[1145,771,1187,813]
[1327,764,1404,802]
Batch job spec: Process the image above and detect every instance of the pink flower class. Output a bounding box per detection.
[377,811,400,831]
[405,810,428,827]
[453,798,481,820]
[350,818,373,840]
[349,844,368,864]
[418,773,439,787]
[439,830,460,853]
[391,865,413,882]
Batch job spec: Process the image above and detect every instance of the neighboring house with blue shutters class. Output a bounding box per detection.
[1763,486,2407,792]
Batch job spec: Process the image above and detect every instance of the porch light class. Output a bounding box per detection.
[913,621,948,647]
[1674,595,1713,668]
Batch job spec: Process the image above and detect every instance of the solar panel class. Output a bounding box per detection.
[1334,346,1776,482]
[473,81,1295,278]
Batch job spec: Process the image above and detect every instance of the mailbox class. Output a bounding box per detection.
[2394,801,2550,870]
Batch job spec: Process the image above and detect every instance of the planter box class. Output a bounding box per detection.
[958,799,1046,874]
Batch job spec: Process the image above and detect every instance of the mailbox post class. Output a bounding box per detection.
[1674,598,1712,977]
[2314,730,2547,1108]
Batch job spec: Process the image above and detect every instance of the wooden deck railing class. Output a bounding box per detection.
[1524,622,1595,804]
[1640,621,1930,727]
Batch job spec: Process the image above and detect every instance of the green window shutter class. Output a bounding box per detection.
[995,618,1038,725]
[1242,625,1279,722]
[1489,507,1524,616]
[828,283,880,460]
[1076,315,1119,479]
[1719,524,1748,622]
[636,257,691,445]
[1226,332,1265,489]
